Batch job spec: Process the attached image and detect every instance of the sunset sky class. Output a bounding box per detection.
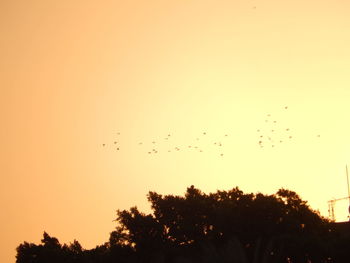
[2,0,350,262]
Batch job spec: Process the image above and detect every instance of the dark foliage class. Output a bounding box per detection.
[16,186,350,263]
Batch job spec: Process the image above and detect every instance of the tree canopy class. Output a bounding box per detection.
[16,186,350,263]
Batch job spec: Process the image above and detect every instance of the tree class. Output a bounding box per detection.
[116,185,332,262]
[16,232,65,263]
[17,185,347,263]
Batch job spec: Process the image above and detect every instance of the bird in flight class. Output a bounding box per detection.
[101,130,233,158]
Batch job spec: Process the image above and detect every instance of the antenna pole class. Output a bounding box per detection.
[347,165,350,201]
[347,165,350,219]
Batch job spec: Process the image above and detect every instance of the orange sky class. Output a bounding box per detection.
[2,1,350,262]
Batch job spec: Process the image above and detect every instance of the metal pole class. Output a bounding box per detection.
[347,165,350,219]
[347,165,350,202]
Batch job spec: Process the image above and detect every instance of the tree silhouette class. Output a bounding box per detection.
[118,186,332,262]
[16,186,350,263]
[16,232,66,263]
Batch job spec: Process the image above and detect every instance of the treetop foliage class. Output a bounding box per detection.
[16,186,350,263]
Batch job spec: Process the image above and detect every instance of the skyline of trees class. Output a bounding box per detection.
[16,185,350,263]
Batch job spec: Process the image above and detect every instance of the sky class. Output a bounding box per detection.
[2,0,350,262]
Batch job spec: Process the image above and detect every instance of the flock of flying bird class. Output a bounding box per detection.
[256,106,292,148]
[102,131,228,157]
[102,106,321,156]
[255,106,320,148]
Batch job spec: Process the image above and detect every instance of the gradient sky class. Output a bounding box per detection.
[2,1,350,262]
